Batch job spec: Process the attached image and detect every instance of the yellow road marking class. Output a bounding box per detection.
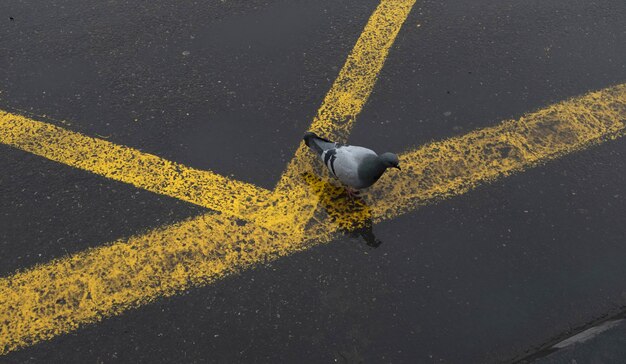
[254,0,417,235]
[1,84,624,355]
[370,83,626,221]
[0,0,416,237]
[0,111,271,218]
[0,0,418,353]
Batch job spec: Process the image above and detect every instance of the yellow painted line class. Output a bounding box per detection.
[0,213,291,356]
[307,0,416,141]
[0,1,418,352]
[368,83,626,222]
[304,83,626,232]
[0,111,271,218]
[1,84,624,355]
[254,0,417,235]
[0,0,416,235]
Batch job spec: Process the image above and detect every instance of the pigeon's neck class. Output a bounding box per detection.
[357,156,387,188]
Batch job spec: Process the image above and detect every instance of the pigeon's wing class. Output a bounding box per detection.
[303,132,337,157]
[329,146,377,188]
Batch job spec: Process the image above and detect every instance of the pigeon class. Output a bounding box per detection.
[303,131,400,197]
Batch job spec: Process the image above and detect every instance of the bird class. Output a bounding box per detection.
[303,131,400,198]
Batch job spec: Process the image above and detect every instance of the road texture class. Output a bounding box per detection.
[1,0,626,362]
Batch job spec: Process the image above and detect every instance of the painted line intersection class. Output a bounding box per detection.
[1,0,626,355]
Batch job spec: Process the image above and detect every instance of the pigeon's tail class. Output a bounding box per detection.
[303,132,335,157]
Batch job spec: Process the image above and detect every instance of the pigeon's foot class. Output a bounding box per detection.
[345,187,361,201]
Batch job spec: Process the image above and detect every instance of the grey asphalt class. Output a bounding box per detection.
[531,318,626,363]
[1,0,626,362]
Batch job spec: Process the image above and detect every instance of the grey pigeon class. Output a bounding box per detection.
[303,132,400,196]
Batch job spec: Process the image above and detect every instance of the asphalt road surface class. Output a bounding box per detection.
[1,0,626,362]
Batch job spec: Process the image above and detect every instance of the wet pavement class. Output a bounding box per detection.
[1,0,626,362]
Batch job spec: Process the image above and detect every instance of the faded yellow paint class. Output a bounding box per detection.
[0,0,418,353]
[0,111,271,218]
[253,0,418,235]
[0,213,293,355]
[0,0,416,237]
[1,84,625,355]
[305,84,626,232]
[370,83,626,221]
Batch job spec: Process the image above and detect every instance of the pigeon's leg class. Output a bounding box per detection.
[345,187,361,201]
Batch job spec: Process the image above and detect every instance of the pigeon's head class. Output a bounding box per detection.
[380,152,401,170]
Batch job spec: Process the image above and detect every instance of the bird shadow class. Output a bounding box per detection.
[300,172,382,248]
